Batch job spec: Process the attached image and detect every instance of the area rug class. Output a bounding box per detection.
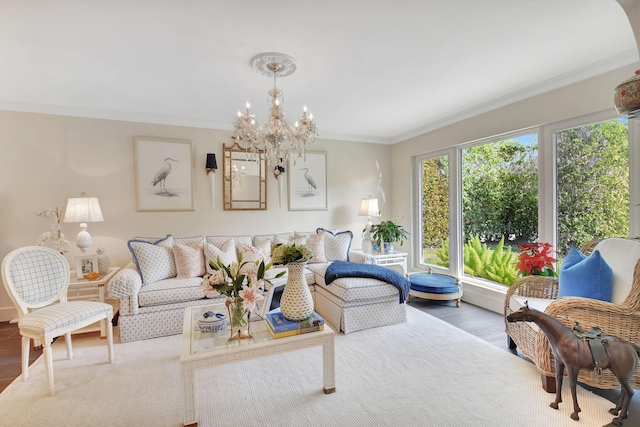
[0,306,623,427]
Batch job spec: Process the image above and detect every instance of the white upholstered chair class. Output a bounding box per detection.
[1,246,114,396]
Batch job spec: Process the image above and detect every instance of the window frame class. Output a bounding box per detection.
[413,109,636,293]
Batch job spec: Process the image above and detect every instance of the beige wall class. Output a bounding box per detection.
[0,111,391,320]
[390,64,638,273]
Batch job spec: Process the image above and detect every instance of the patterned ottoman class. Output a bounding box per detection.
[307,263,407,334]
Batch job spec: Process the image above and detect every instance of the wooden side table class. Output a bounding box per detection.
[68,266,120,338]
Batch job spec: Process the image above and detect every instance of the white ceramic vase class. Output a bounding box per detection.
[280,262,314,321]
[96,247,110,275]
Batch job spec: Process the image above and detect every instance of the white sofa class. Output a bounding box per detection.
[108,230,408,342]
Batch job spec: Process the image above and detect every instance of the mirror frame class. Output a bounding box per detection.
[222,142,267,210]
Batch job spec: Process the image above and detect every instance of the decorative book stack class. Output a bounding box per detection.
[264,308,325,339]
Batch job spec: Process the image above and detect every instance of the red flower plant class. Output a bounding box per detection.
[515,242,558,277]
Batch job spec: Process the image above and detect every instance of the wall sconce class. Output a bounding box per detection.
[358,197,380,254]
[274,163,285,208]
[206,153,217,207]
[63,193,104,254]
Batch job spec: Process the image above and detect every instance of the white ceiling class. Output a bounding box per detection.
[0,0,637,144]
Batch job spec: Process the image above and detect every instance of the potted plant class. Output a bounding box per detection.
[370,219,409,254]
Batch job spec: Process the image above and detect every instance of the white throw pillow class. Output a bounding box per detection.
[317,228,353,261]
[305,231,328,263]
[173,238,205,278]
[204,239,237,272]
[128,235,176,284]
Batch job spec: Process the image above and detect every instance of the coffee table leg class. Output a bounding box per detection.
[323,334,336,394]
[182,363,198,426]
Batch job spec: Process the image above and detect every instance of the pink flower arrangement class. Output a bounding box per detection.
[200,254,285,312]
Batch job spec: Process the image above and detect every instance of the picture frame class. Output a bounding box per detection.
[288,151,328,211]
[134,137,195,212]
[75,255,99,280]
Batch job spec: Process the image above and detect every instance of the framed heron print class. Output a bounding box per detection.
[288,151,327,211]
[134,137,195,211]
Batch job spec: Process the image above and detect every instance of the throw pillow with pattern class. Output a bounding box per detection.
[128,235,176,284]
[173,237,206,278]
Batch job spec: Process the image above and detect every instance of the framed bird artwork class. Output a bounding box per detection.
[288,151,327,211]
[134,137,195,211]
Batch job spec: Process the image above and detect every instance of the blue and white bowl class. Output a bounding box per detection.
[197,311,228,333]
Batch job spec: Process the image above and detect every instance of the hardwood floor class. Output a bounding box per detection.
[408,297,509,349]
[1,299,637,422]
[0,321,42,393]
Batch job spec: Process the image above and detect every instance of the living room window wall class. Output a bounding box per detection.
[415,110,637,291]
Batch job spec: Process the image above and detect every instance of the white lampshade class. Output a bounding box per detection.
[63,197,104,223]
[63,197,104,254]
[359,198,380,217]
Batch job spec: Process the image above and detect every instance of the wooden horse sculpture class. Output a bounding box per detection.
[506,302,640,425]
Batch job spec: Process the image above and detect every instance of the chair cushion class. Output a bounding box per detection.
[19,301,112,336]
[592,238,640,304]
[559,247,612,301]
[409,273,459,295]
[138,277,205,307]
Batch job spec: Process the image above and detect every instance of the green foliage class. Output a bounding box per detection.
[371,219,409,246]
[463,236,519,285]
[432,235,519,285]
[421,157,449,248]
[433,238,449,267]
[556,121,629,256]
[461,139,538,242]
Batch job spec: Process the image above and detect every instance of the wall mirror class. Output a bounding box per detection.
[223,142,267,210]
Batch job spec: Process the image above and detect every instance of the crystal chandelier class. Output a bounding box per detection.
[233,53,319,168]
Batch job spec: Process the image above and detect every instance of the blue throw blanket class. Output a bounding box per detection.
[325,261,410,303]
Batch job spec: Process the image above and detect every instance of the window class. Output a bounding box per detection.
[460,133,538,285]
[555,119,629,259]
[414,113,634,291]
[418,154,450,268]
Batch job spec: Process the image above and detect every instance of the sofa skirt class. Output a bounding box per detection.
[118,298,222,343]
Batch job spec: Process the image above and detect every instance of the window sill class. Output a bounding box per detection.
[459,278,507,315]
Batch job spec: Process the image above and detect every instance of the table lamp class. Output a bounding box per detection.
[359,197,379,254]
[63,195,104,253]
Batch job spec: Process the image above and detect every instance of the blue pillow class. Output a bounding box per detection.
[559,246,612,301]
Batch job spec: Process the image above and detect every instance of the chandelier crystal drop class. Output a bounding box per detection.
[232,53,319,168]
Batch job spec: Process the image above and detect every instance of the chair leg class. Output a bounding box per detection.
[43,341,55,396]
[65,332,73,360]
[21,336,30,381]
[541,374,556,393]
[106,317,114,363]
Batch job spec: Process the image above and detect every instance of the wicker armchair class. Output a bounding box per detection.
[504,238,640,393]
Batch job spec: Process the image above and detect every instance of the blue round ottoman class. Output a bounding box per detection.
[408,271,463,307]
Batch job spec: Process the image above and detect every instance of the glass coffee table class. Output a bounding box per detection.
[180,302,336,427]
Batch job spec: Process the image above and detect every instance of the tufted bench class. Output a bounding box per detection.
[407,269,463,307]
